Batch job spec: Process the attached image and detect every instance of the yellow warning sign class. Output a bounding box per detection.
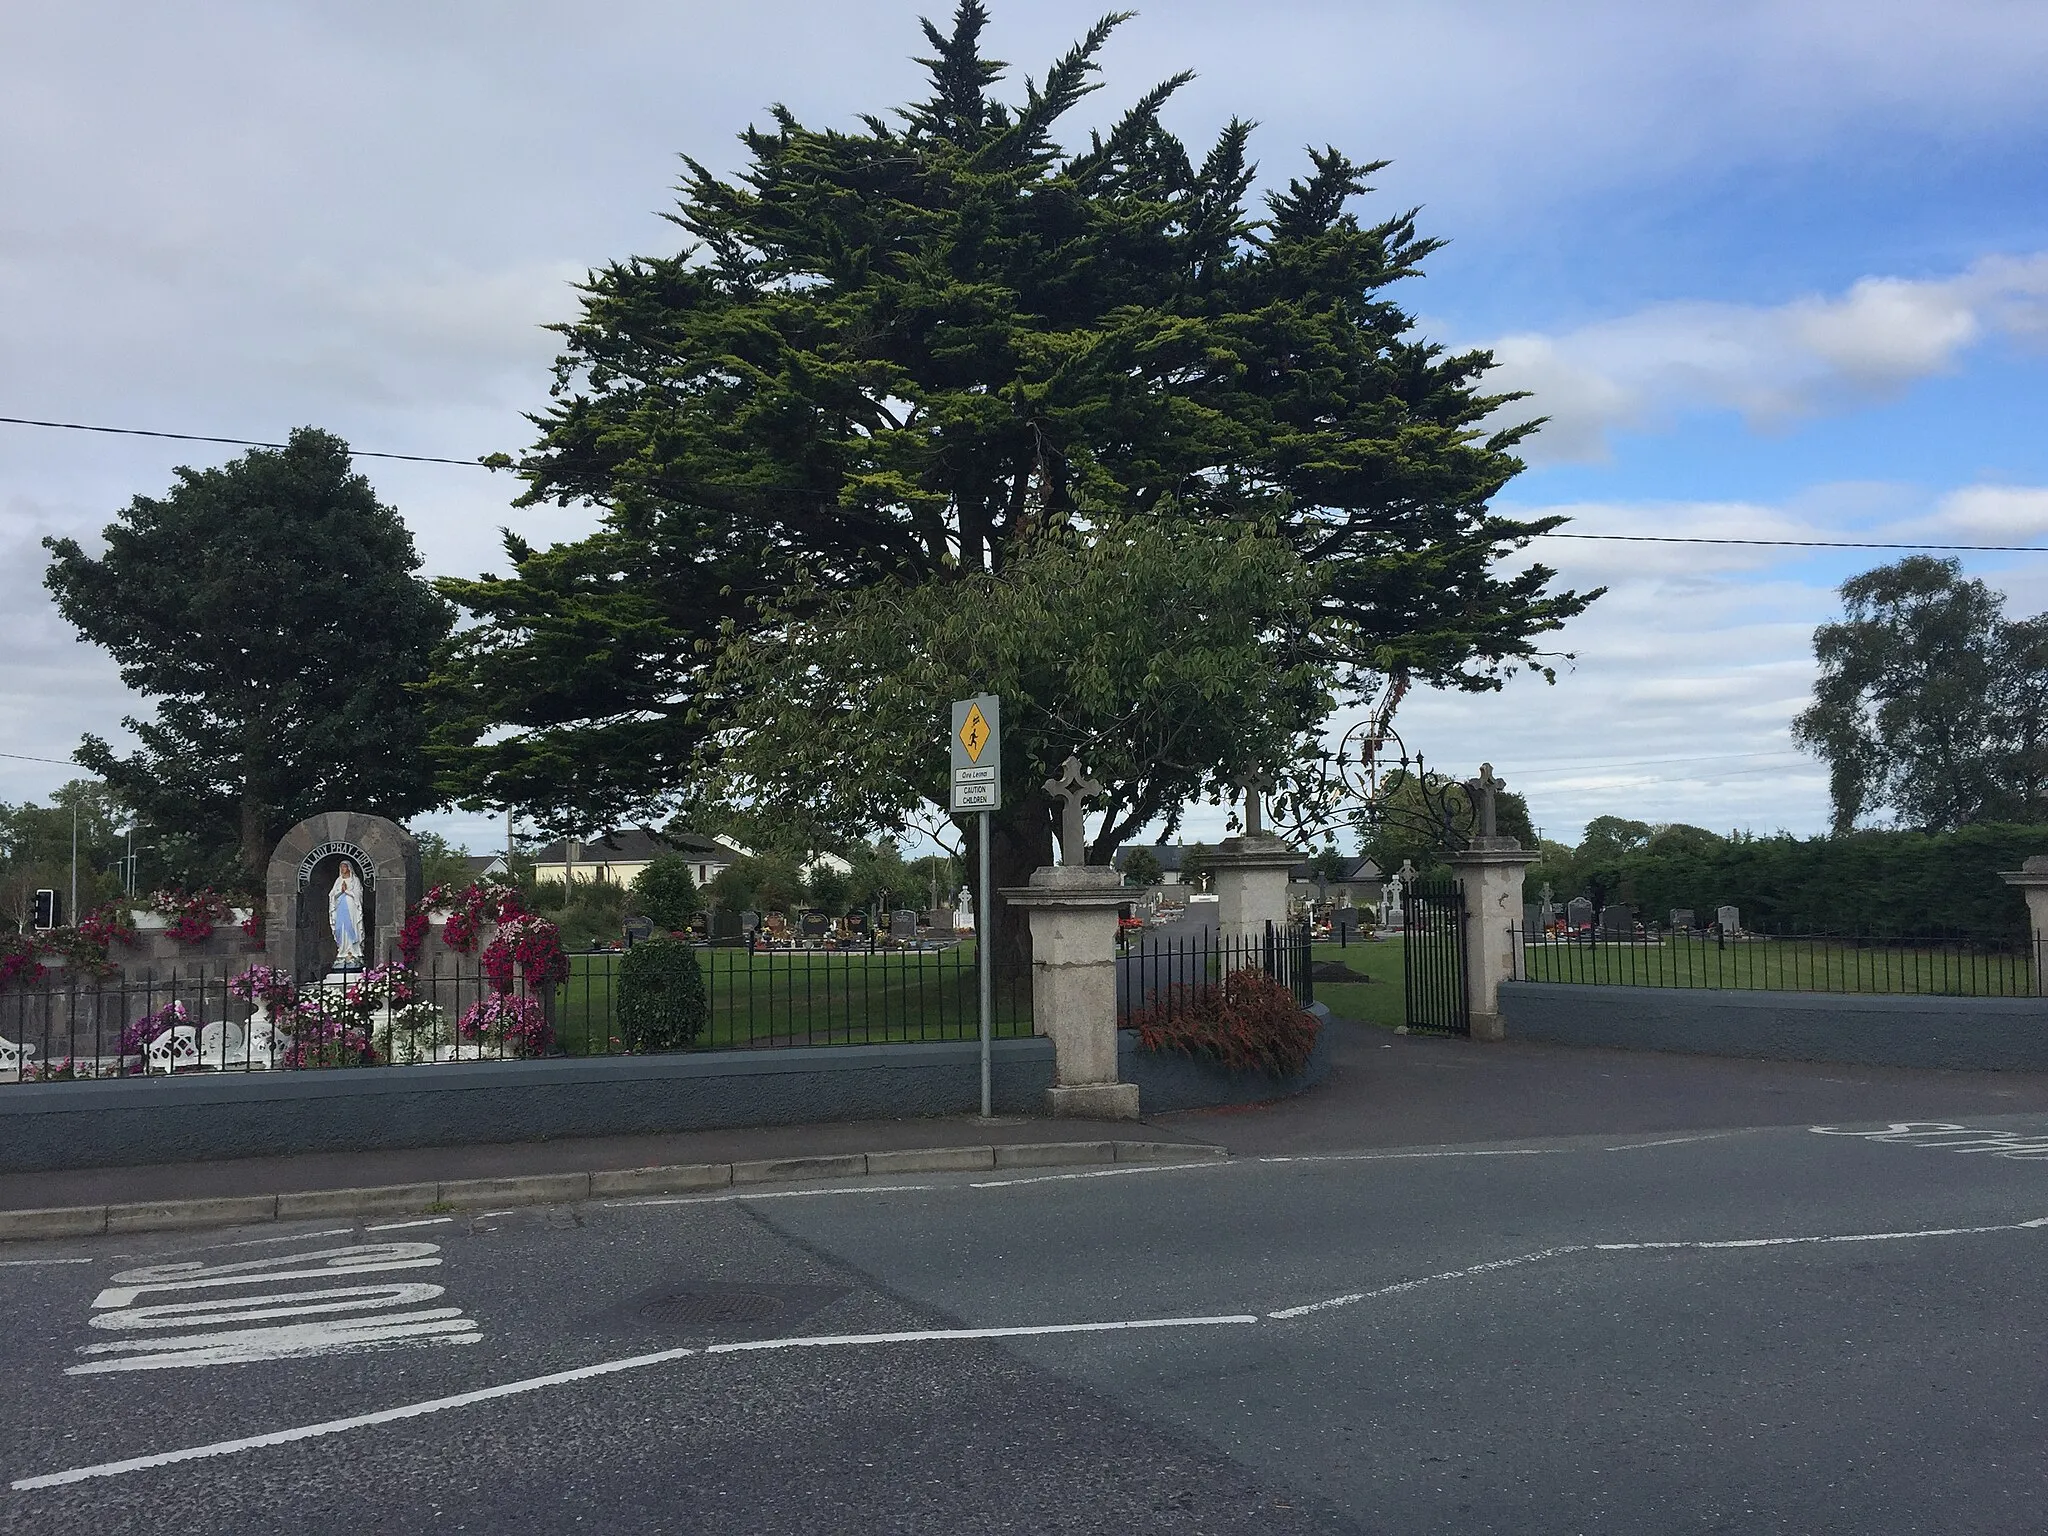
[959,704,990,763]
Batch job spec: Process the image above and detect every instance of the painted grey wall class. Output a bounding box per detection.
[1500,982,2048,1072]
[0,1039,1057,1173]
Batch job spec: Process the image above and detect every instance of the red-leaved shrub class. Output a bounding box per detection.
[1129,967,1319,1078]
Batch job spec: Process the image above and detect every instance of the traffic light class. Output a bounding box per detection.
[32,889,60,930]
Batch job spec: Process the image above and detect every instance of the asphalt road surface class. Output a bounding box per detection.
[5,1098,2048,1533]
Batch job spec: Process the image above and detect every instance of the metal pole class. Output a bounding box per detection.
[70,801,78,927]
[978,809,993,1119]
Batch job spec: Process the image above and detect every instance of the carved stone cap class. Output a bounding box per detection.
[1001,864,1130,909]
[1999,856,2048,886]
[1207,835,1299,868]
[1448,839,1538,867]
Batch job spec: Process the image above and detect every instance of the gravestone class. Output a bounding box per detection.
[623,915,654,947]
[892,908,920,939]
[1717,904,1740,933]
[1670,908,1695,933]
[846,911,867,934]
[801,912,830,939]
[930,905,956,933]
[1523,903,1544,935]
[1599,903,1635,938]
[1566,896,1594,931]
[1332,907,1358,940]
[739,909,760,933]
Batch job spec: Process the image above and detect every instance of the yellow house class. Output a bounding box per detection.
[529,830,747,890]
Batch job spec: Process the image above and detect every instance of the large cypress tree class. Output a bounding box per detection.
[427,3,1595,907]
[43,429,453,887]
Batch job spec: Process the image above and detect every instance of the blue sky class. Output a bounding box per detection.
[3,0,2046,855]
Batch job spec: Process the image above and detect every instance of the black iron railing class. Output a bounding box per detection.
[1115,919,1314,1026]
[0,938,1032,1082]
[1513,924,2044,998]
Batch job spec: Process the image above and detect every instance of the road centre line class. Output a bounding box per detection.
[1603,1133,1741,1152]
[12,1313,1259,1490]
[1255,1148,1563,1165]
[365,1217,455,1231]
[969,1163,1227,1189]
[20,1210,2048,1490]
[608,1183,938,1209]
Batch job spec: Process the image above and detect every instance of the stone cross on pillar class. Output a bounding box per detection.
[1240,772,1274,839]
[1044,755,1105,867]
[1465,763,1505,841]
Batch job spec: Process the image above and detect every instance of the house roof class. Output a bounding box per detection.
[1111,845,1189,874]
[529,829,743,865]
[1290,855,1382,883]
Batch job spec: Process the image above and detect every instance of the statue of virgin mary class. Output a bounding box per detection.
[329,860,366,969]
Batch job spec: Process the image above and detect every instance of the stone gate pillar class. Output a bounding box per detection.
[1002,867,1137,1118]
[1447,838,1538,1041]
[1998,855,2048,995]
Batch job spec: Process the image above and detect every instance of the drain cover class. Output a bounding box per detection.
[628,1281,847,1336]
[644,1290,789,1327]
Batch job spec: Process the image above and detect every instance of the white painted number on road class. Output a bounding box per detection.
[70,1242,481,1374]
[1811,1121,2048,1160]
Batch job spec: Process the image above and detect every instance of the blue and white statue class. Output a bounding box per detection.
[329,860,366,969]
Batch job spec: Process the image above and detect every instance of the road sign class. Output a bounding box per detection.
[950,695,1001,813]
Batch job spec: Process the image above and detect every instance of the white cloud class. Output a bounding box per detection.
[1486,254,2048,461]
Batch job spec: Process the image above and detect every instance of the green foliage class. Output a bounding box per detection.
[844,842,914,914]
[1536,822,2048,940]
[1122,847,1165,887]
[423,3,1594,852]
[1359,772,1534,876]
[631,854,703,929]
[1794,556,2048,832]
[527,878,568,914]
[906,854,962,908]
[1304,846,1349,893]
[554,876,628,949]
[616,937,708,1051]
[413,832,476,893]
[803,865,853,915]
[42,429,453,885]
[706,854,806,914]
[0,781,131,930]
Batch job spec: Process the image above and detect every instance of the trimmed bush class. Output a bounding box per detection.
[1129,967,1319,1078]
[616,937,709,1052]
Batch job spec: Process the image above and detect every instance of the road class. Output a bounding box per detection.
[4,1084,2047,1532]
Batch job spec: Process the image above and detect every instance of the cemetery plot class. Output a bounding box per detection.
[69,1240,481,1374]
[1518,930,2040,996]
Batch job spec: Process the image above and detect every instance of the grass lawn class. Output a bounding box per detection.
[554,941,1035,1054]
[1310,937,1406,1028]
[1519,935,2036,997]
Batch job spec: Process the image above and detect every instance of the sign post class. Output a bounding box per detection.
[950,696,1002,1117]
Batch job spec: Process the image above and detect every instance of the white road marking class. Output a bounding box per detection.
[607,1184,937,1209]
[1268,1247,1589,1319]
[365,1217,455,1231]
[73,1242,481,1374]
[14,1313,1258,1489]
[1256,1148,1562,1164]
[0,1259,91,1267]
[1810,1122,2048,1159]
[969,1164,1224,1189]
[1603,1133,1740,1152]
[222,1228,356,1248]
[1594,1214,2048,1251]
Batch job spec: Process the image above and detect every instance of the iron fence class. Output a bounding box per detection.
[1513,924,2044,998]
[0,937,1033,1083]
[1116,919,1315,1025]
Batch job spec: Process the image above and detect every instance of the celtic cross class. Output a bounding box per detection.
[1044,755,1105,867]
[1467,762,1505,840]
[1240,772,1274,839]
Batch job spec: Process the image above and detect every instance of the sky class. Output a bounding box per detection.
[4,0,2047,856]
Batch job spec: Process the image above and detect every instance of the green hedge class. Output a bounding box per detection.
[1568,824,2048,940]
[616,938,708,1051]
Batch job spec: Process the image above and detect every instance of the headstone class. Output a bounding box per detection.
[801,912,830,939]
[1332,908,1358,939]
[1599,903,1635,938]
[846,911,867,934]
[1566,896,1594,931]
[1717,904,1740,933]
[739,909,760,933]
[1670,908,1695,933]
[623,915,654,947]
[1523,903,1544,935]
[891,908,919,938]
[931,906,956,933]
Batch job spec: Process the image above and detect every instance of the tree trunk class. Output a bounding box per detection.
[238,795,269,890]
[966,786,1054,984]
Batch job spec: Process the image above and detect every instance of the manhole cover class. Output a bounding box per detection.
[644,1290,790,1327]
[626,1281,847,1336]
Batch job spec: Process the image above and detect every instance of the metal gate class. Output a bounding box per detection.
[1402,880,1470,1035]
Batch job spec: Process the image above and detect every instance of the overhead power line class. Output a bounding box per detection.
[0,415,488,468]
[4,414,2043,552]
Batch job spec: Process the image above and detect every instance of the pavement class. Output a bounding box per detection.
[6,1016,2048,1531]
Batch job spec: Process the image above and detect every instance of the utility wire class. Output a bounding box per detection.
[4,414,2043,552]
[0,415,489,468]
